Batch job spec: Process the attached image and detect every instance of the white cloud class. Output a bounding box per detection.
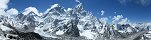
[112,15,129,24]
[101,10,104,16]
[112,15,123,21]
[22,7,40,16]
[0,0,9,15]
[0,0,9,10]
[99,17,108,25]
[118,0,151,6]
[140,0,150,6]
[118,0,128,5]
[118,18,129,24]
[6,8,19,15]
[112,15,123,24]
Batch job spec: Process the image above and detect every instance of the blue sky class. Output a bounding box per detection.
[8,0,151,23]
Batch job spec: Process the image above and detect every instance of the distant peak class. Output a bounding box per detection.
[50,4,60,9]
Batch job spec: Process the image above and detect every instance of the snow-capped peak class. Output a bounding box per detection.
[22,7,41,16]
[50,4,60,9]
[0,0,150,40]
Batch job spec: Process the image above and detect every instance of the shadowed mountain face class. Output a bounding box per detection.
[0,0,151,40]
[64,20,80,37]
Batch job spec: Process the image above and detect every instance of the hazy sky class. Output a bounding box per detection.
[8,0,151,23]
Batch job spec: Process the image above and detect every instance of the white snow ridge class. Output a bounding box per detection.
[0,0,150,40]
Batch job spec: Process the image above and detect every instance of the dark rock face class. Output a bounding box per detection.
[64,20,80,37]
[18,32,43,40]
[7,31,43,40]
[116,24,130,30]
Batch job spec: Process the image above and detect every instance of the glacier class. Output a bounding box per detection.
[0,0,151,40]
